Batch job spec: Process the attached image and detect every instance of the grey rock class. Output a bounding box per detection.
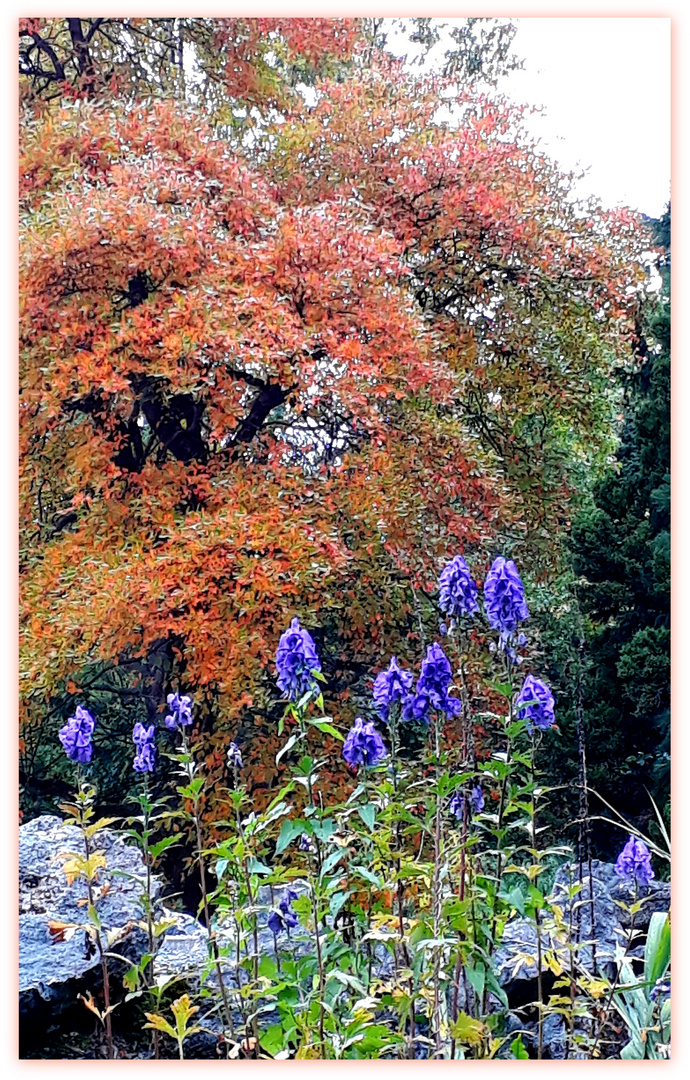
[551,860,670,967]
[19,814,155,1024]
[493,918,559,1009]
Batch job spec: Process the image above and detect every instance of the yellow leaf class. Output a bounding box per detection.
[144,1012,177,1040]
[450,1011,486,1047]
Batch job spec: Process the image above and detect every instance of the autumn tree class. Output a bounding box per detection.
[19,21,643,815]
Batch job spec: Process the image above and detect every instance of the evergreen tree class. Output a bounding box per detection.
[568,207,670,853]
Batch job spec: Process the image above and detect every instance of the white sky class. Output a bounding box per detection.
[385,16,670,219]
[503,18,670,218]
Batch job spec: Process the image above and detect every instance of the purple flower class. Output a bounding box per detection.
[165,693,193,731]
[484,557,529,635]
[515,675,555,732]
[227,742,243,770]
[416,643,461,717]
[59,705,96,764]
[299,833,314,853]
[439,555,479,619]
[133,722,156,773]
[275,617,322,702]
[268,887,299,934]
[401,692,431,723]
[450,785,484,820]
[373,657,414,722]
[342,718,387,768]
[615,835,655,887]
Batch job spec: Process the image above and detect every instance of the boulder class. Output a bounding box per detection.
[490,859,671,1055]
[551,860,670,965]
[19,814,155,1025]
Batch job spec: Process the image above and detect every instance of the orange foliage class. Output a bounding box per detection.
[19,37,642,809]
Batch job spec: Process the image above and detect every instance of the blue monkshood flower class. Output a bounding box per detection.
[401,692,431,724]
[484,557,529,636]
[439,555,479,620]
[373,656,414,722]
[515,674,555,732]
[59,705,96,764]
[299,833,314,853]
[615,835,655,888]
[268,887,299,935]
[133,723,156,773]
[227,742,243,770]
[165,692,193,731]
[342,718,387,768]
[449,785,485,821]
[415,643,462,717]
[275,617,322,702]
[650,981,670,1002]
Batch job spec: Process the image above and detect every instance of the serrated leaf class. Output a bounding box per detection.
[450,1011,485,1046]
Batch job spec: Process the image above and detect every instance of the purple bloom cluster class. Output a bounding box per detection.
[515,675,555,732]
[401,693,432,723]
[439,555,479,620]
[342,718,387,768]
[615,835,655,887]
[299,833,314,853]
[373,657,414,722]
[268,887,299,935]
[414,643,461,718]
[133,723,156,773]
[165,693,193,731]
[227,742,243,770]
[275,617,322,702]
[59,705,96,764]
[450,784,485,821]
[484,557,529,636]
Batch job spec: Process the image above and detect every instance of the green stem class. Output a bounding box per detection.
[530,733,544,1060]
[180,730,235,1049]
[80,792,114,1059]
[431,709,443,1058]
[141,777,159,1060]
[591,881,639,1058]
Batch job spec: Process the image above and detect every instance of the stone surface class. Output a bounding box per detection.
[550,859,670,966]
[19,814,155,1024]
[20,818,670,1059]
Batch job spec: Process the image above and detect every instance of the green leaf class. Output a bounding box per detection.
[276,733,300,766]
[510,1035,529,1059]
[275,818,305,855]
[465,962,485,999]
[329,890,351,920]
[247,858,272,876]
[357,804,376,831]
[148,835,182,859]
[645,912,670,987]
[319,850,344,880]
[351,865,382,889]
[260,1024,285,1058]
[312,817,336,843]
[259,956,278,980]
[499,885,526,917]
[308,718,344,741]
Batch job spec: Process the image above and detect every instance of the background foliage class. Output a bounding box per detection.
[19,18,667,860]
